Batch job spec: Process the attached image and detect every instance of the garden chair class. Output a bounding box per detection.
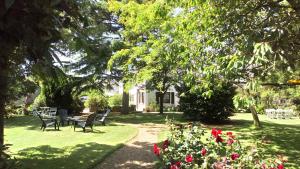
[48,107,57,116]
[95,108,111,126]
[37,114,59,131]
[58,109,69,126]
[73,113,97,132]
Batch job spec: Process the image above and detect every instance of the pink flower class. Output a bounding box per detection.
[153,144,160,156]
[277,164,284,169]
[163,139,170,149]
[201,148,207,156]
[227,138,234,145]
[231,153,240,160]
[261,163,267,169]
[185,154,193,163]
[212,128,222,138]
[170,161,181,169]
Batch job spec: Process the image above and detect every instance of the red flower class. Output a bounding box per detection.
[212,128,222,138]
[185,154,193,163]
[163,139,170,149]
[227,138,234,145]
[216,135,224,143]
[226,132,235,138]
[201,148,207,156]
[277,164,284,169]
[170,164,180,169]
[231,153,240,160]
[170,161,181,169]
[153,144,160,156]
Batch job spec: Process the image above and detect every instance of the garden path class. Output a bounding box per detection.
[94,123,165,169]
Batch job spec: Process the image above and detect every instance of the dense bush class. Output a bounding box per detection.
[108,94,122,107]
[84,91,108,112]
[178,84,235,122]
[154,121,286,169]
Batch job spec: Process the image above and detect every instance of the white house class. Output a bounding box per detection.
[105,82,180,112]
[128,84,180,111]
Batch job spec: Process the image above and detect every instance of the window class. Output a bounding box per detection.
[129,94,134,102]
[156,92,175,104]
[138,92,144,104]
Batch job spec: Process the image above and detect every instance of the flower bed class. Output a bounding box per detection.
[154,122,285,169]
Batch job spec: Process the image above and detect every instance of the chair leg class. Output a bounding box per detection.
[83,127,85,132]
[90,125,93,132]
[57,121,59,130]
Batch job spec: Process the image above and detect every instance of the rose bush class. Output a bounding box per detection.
[154,122,285,169]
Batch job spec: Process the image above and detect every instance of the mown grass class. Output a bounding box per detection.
[5,115,138,169]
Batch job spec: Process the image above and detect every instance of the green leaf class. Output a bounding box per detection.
[5,0,15,9]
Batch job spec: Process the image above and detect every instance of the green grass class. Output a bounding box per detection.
[5,115,138,169]
[6,112,299,168]
[158,113,300,169]
[109,112,184,124]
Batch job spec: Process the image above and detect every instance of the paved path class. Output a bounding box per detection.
[95,123,165,169]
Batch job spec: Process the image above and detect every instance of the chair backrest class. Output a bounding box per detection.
[99,108,111,122]
[37,114,46,124]
[85,113,97,126]
[48,107,57,116]
[58,109,68,119]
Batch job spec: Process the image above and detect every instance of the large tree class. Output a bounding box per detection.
[108,1,180,114]
[109,0,300,126]
[0,0,112,146]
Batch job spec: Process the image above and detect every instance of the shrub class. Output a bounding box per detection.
[178,83,235,122]
[84,92,108,112]
[0,144,19,169]
[154,121,286,169]
[108,94,122,107]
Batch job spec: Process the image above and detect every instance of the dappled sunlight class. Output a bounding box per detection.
[4,115,138,169]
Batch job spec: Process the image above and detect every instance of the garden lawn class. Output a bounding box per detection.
[158,113,300,169]
[5,115,138,169]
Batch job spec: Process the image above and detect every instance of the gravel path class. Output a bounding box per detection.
[94,123,165,169]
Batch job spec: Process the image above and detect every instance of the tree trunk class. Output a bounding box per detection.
[249,105,261,128]
[159,92,164,114]
[122,90,129,114]
[0,54,8,146]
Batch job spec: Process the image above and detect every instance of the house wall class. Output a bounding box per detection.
[107,82,180,112]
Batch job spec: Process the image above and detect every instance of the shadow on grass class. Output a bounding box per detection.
[5,115,41,130]
[16,142,123,169]
[110,112,185,124]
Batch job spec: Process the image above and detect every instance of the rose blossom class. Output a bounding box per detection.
[277,164,284,169]
[201,148,207,156]
[170,161,181,169]
[231,153,240,160]
[211,128,222,138]
[163,139,170,149]
[185,154,193,163]
[153,144,160,156]
[227,138,234,145]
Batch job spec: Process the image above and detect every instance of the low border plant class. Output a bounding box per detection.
[154,121,285,169]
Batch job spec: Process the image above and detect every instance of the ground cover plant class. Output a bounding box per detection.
[157,113,300,169]
[5,115,137,169]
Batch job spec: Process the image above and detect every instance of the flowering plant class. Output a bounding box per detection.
[154,122,285,169]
